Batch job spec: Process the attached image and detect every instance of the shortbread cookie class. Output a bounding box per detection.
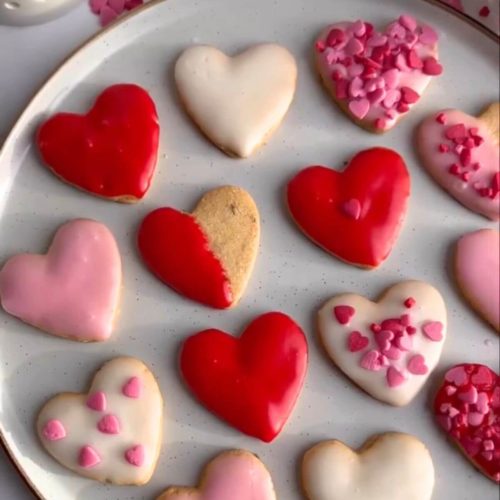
[287,147,410,268]
[0,219,121,342]
[455,228,499,332]
[179,312,308,442]
[315,16,442,133]
[302,433,435,500]
[37,357,163,484]
[37,84,160,202]
[175,43,297,157]
[434,363,499,483]
[157,449,276,500]
[318,281,447,406]
[417,103,500,220]
[138,186,259,309]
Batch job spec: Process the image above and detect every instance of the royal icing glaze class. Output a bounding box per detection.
[315,16,441,132]
[138,186,260,309]
[175,44,297,157]
[37,84,160,202]
[417,104,500,220]
[0,219,121,342]
[318,281,447,406]
[157,450,276,500]
[434,363,500,482]
[37,357,163,484]
[179,312,308,442]
[287,147,410,268]
[455,229,500,332]
[302,433,435,500]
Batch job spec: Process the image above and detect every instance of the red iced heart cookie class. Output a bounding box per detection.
[315,16,442,133]
[434,363,500,483]
[287,147,410,268]
[137,186,259,309]
[37,84,160,202]
[179,312,308,442]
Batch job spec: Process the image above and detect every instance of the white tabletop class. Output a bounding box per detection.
[0,4,102,497]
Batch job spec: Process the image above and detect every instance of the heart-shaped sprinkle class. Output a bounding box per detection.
[97,414,121,434]
[422,321,443,341]
[319,281,447,405]
[434,363,499,483]
[123,376,142,399]
[125,445,145,467]
[42,420,66,441]
[315,17,442,132]
[333,305,356,325]
[347,331,369,352]
[87,392,107,412]
[407,354,428,375]
[79,446,101,468]
[342,198,362,220]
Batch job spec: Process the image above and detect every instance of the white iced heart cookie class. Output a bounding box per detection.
[174,43,297,158]
[302,433,435,500]
[318,281,447,406]
[37,357,163,484]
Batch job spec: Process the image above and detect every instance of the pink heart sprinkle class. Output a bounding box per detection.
[399,14,417,32]
[374,329,394,351]
[351,19,366,37]
[99,5,118,26]
[422,57,443,75]
[367,34,388,47]
[86,391,106,412]
[470,366,495,386]
[396,334,413,351]
[368,88,386,104]
[445,366,469,386]
[381,68,399,89]
[360,350,383,371]
[333,305,356,325]
[457,385,478,404]
[407,354,428,375]
[348,98,370,119]
[97,414,121,434]
[475,392,490,414]
[419,24,439,45]
[42,420,66,441]
[348,76,365,98]
[123,376,142,398]
[348,63,364,78]
[468,412,485,426]
[383,89,401,109]
[384,345,403,360]
[444,385,457,396]
[422,321,443,341]
[89,0,106,14]
[386,366,406,387]
[125,444,145,467]
[341,198,362,220]
[400,86,419,104]
[108,0,125,14]
[347,331,369,352]
[79,445,101,468]
[345,37,364,56]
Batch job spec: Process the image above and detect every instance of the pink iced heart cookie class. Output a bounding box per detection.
[37,357,163,484]
[157,449,276,500]
[314,15,442,133]
[0,219,121,342]
[318,281,447,406]
[454,228,500,332]
[417,103,500,220]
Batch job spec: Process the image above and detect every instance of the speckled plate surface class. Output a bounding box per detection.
[0,0,498,498]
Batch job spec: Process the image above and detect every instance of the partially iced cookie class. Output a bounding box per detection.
[302,433,435,500]
[157,449,276,500]
[175,43,297,157]
[37,357,163,484]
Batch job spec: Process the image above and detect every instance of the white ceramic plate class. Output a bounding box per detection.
[0,0,498,498]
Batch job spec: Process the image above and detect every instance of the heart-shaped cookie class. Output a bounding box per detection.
[0,219,121,342]
[315,16,442,132]
[434,363,499,483]
[37,84,160,202]
[287,147,410,268]
[179,312,308,442]
[302,433,435,500]
[318,281,447,406]
[37,357,163,484]
[175,43,297,157]
[455,228,499,332]
[417,103,500,220]
[138,186,259,309]
[157,450,276,500]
